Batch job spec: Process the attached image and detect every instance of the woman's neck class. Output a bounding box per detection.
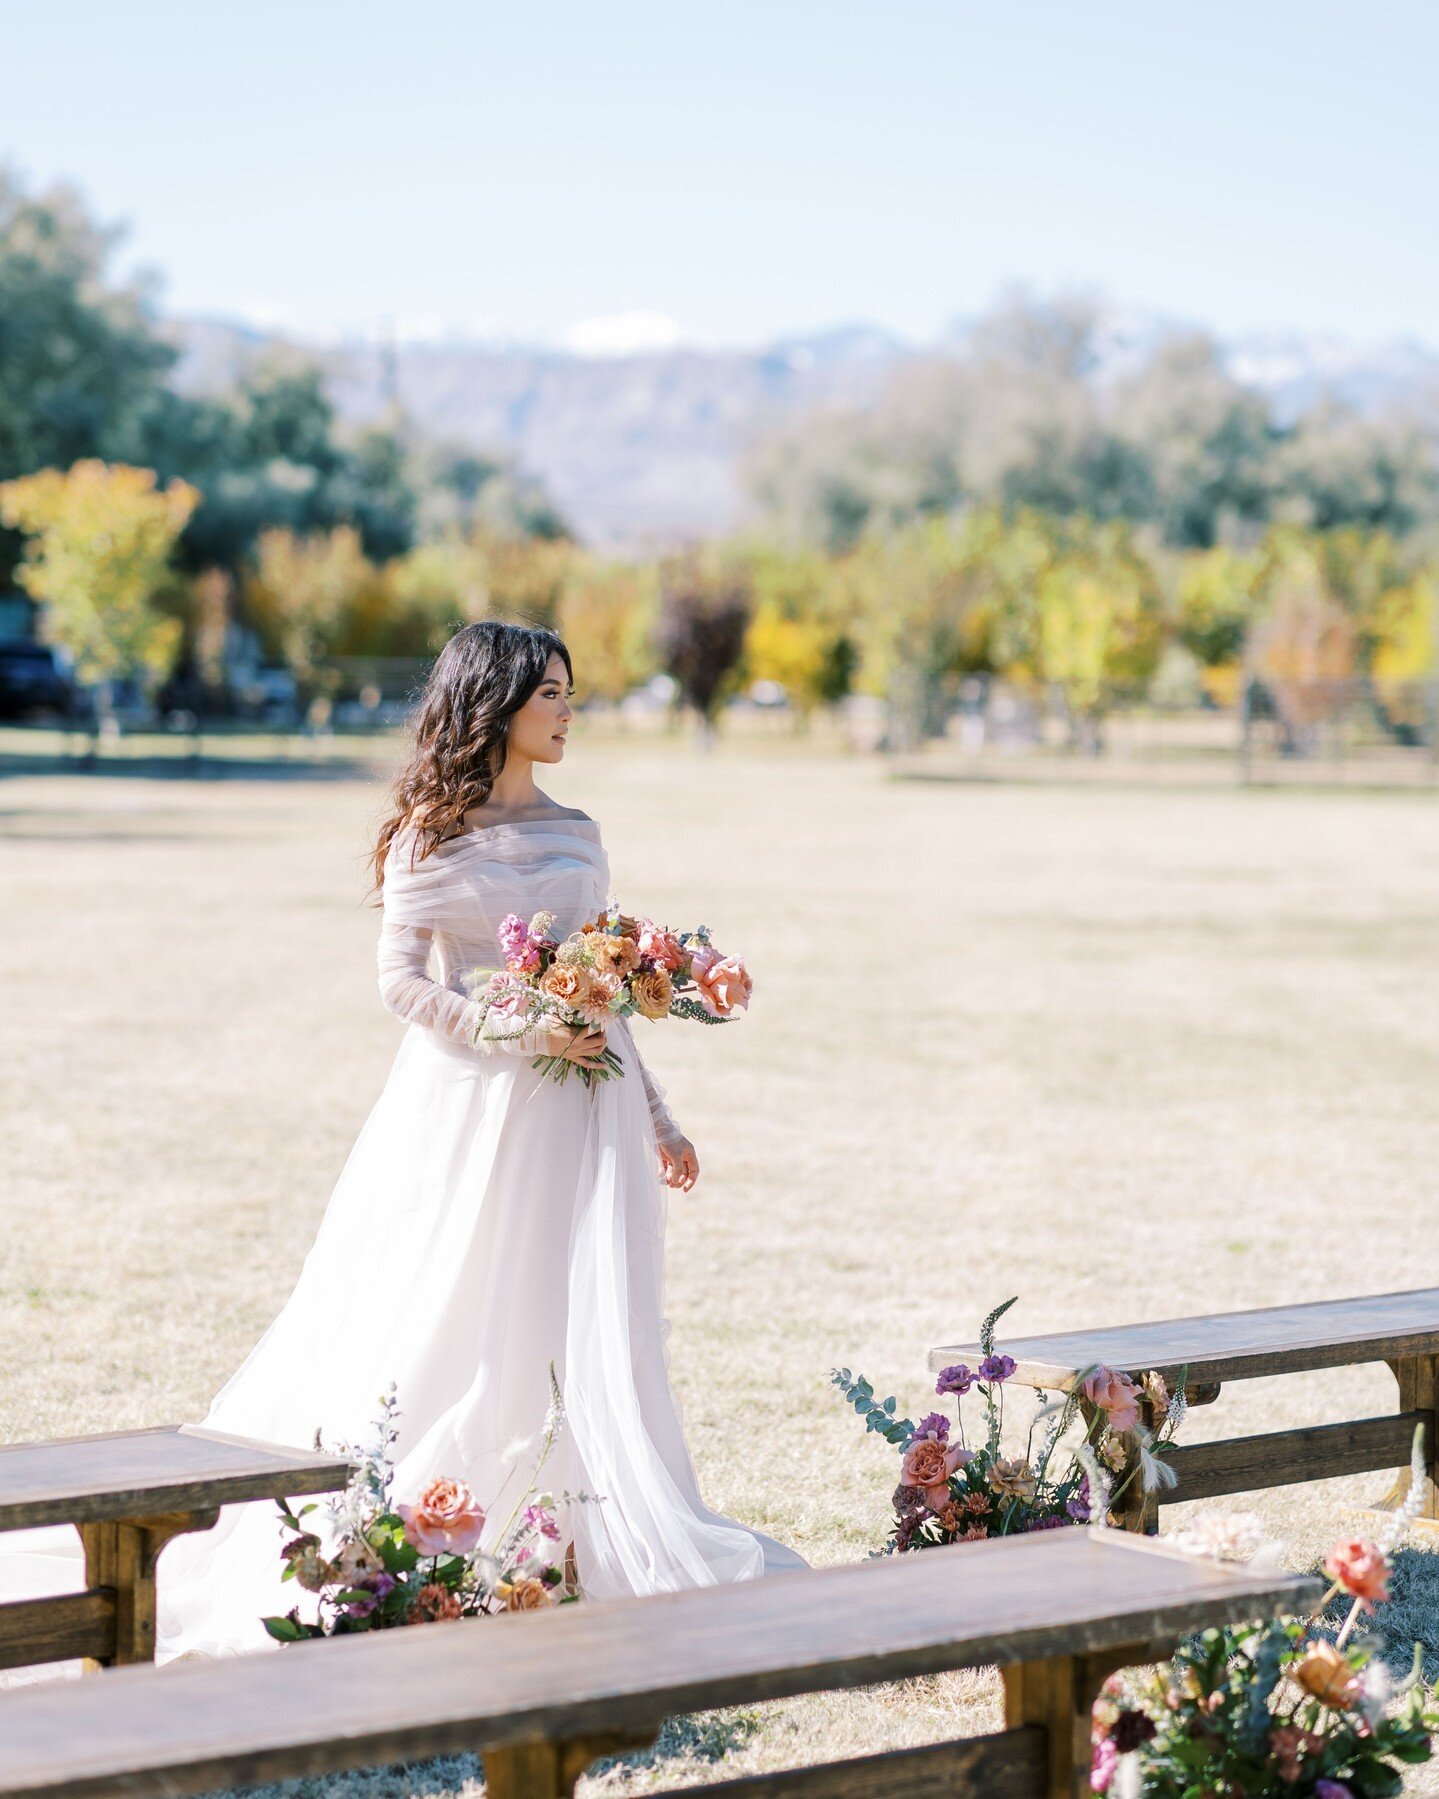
[475,757,545,814]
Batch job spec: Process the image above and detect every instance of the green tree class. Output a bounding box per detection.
[0,458,197,701]
[0,171,176,579]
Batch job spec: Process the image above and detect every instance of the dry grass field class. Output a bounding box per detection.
[3,734,1439,1794]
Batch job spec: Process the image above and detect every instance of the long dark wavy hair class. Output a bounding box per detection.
[371,620,573,891]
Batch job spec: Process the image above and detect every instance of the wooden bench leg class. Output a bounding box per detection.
[1005,1649,1134,1799]
[1082,1399,1157,1534]
[1372,1356,1439,1522]
[485,1732,656,1799]
[78,1508,220,1668]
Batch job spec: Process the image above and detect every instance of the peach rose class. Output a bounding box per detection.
[500,1576,555,1611]
[1324,1537,1390,1608]
[636,919,687,972]
[630,967,674,1019]
[1081,1366,1142,1436]
[688,942,753,1017]
[1295,1640,1359,1707]
[900,1436,969,1507]
[396,1477,486,1557]
[591,933,640,977]
[540,962,592,1008]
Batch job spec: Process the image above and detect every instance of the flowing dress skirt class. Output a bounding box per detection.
[0,1015,803,1666]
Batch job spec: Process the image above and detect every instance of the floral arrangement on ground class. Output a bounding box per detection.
[263,1369,586,1638]
[1091,1438,1439,1797]
[833,1297,1185,1546]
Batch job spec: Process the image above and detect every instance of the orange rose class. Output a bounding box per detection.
[397,1477,486,1557]
[413,1581,464,1623]
[540,963,592,1008]
[591,933,640,977]
[631,967,674,1019]
[500,1576,555,1611]
[1295,1641,1359,1707]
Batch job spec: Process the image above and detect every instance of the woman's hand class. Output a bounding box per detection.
[657,1134,699,1192]
[540,1021,610,1070]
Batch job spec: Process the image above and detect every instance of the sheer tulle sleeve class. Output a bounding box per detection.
[619,1020,685,1152]
[377,831,548,1058]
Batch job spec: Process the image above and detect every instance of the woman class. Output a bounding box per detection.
[142,620,805,1655]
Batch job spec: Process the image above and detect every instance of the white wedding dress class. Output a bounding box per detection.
[1,810,804,1666]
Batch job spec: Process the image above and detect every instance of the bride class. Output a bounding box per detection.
[2,619,805,1665]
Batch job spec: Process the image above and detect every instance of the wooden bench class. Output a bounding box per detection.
[930,1285,1439,1532]
[0,1527,1317,1799]
[0,1425,353,1671]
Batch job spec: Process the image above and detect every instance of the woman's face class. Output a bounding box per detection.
[506,652,574,764]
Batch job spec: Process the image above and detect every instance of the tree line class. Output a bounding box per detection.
[0,173,1434,747]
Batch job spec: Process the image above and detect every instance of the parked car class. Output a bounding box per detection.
[0,643,78,722]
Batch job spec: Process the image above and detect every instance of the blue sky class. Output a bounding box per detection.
[5,2,1436,351]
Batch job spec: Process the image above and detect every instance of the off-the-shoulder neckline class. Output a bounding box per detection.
[437,810,598,844]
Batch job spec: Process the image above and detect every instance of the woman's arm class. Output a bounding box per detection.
[376,915,549,1055]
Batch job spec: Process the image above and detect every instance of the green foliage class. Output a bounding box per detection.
[829,1368,915,1446]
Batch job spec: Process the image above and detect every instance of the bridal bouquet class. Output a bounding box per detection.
[262,1372,587,1639]
[466,901,752,1086]
[833,1298,1185,1549]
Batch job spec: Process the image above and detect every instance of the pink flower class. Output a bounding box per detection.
[688,942,753,1017]
[900,1435,973,1507]
[1324,1537,1390,1608]
[497,913,542,975]
[397,1477,486,1557]
[1090,1736,1118,1793]
[636,919,686,972]
[1081,1366,1142,1435]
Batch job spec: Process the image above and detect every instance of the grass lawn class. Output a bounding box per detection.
[3,734,1439,1793]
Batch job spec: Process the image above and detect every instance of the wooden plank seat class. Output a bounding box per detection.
[0,1528,1318,1799]
[0,1425,353,1671]
[929,1285,1439,1532]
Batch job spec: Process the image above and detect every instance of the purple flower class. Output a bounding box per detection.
[912,1412,950,1443]
[341,1571,395,1618]
[1066,1475,1091,1522]
[1024,1514,1069,1531]
[978,1353,1016,1384]
[523,1503,562,1542]
[935,1364,973,1397]
[1315,1785,1353,1799]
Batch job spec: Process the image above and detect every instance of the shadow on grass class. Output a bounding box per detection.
[0,748,379,784]
[221,1712,762,1799]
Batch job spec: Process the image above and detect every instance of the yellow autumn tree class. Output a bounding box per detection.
[0,459,197,690]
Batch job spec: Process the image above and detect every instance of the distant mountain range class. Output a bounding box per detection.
[169,315,1439,546]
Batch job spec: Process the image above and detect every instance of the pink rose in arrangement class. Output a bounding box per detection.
[1324,1537,1390,1608]
[1081,1366,1142,1435]
[688,942,753,1017]
[636,918,687,972]
[397,1477,487,1557]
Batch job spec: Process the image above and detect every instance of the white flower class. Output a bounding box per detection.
[1172,1510,1264,1563]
